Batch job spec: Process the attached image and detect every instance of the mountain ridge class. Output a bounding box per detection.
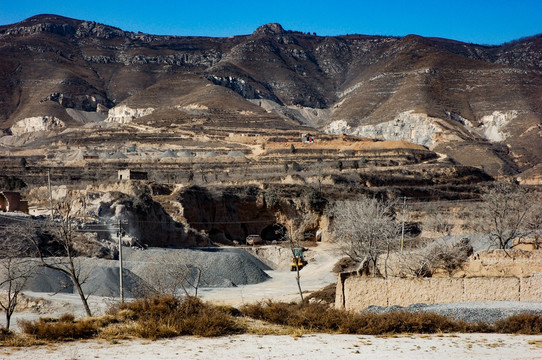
[1,14,541,178]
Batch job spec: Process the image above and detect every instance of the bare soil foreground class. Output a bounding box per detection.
[2,333,542,359]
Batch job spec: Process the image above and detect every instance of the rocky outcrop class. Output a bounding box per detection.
[477,111,518,142]
[325,111,443,149]
[250,99,332,127]
[83,52,221,67]
[252,23,286,37]
[177,185,275,244]
[40,92,111,112]
[10,116,65,135]
[105,105,154,124]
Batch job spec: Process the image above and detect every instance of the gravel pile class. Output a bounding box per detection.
[158,150,178,158]
[24,259,149,298]
[364,301,542,324]
[178,151,195,157]
[23,248,271,297]
[124,247,271,288]
[226,151,245,157]
[201,151,218,157]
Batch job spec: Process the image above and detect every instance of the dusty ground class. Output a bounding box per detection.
[2,333,541,359]
[199,242,338,305]
[5,242,339,328]
[4,243,542,359]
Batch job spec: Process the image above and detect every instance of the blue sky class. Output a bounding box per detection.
[1,0,540,45]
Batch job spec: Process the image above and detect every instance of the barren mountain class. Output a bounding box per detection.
[1,14,541,178]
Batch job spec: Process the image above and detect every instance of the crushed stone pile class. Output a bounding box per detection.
[364,301,542,324]
[23,259,148,298]
[158,150,178,158]
[226,151,245,157]
[178,151,195,157]
[123,247,271,288]
[23,248,271,297]
[201,151,218,157]
[108,152,128,159]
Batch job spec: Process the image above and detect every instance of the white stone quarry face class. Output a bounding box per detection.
[324,110,520,149]
[477,110,518,142]
[105,105,154,124]
[324,111,441,148]
[10,116,65,135]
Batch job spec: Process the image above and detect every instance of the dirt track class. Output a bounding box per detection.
[199,242,338,305]
[4,333,542,359]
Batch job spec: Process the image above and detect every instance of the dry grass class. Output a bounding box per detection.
[494,314,542,334]
[19,314,104,341]
[240,301,494,335]
[105,295,244,339]
[16,296,243,343]
[4,296,542,347]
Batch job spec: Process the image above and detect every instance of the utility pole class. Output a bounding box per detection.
[401,196,406,253]
[47,169,54,218]
[118,220,125,303]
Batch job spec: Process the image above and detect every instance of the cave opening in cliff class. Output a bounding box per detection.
[261,224,286,241]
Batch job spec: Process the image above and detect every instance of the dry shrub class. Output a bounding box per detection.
[109,295,242,339]
[20,296,242,342]
[0,327,13,341]
[495,314,542,334]
[131,320,178,340]
[241,301,345,332]
[240,301,491,335]
[0,325,48,347]
[20,316,100,340]
[342,311,462,335]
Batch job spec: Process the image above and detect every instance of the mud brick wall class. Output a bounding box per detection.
[336,274,542,311]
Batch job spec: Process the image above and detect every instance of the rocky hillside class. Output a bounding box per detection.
[0,14,541,178]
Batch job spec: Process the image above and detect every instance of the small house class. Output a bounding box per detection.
[118,169,148,181]
[0,191,29,213]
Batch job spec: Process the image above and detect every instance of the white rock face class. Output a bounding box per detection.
[249,99,332,127]
[179,103,209,111]
[325,111,441,148]
[478,111,517,142]
[105,105,154,124]
[66,108,107,123]
[10,116,65,135]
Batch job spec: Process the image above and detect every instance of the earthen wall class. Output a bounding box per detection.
[336,273,542,311]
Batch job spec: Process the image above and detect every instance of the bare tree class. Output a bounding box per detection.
[331,198,400,277]
[481,182,534,249]
[396,238,473,277]
[0,239,35,329]
[424,205,454,237]
[278,210,319,302]
[30,204,93,316]
[526,203,542,249]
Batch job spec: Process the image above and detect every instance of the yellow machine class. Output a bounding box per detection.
[290,248,307,271]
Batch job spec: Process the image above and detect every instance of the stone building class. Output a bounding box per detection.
[0,191,29,213]
[118,169,148,181]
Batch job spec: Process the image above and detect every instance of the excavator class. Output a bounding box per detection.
[290,248,307,271]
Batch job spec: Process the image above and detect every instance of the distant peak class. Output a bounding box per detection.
[253,23,285,36]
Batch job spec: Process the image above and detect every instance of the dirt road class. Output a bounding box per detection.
[199,242,339,305]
